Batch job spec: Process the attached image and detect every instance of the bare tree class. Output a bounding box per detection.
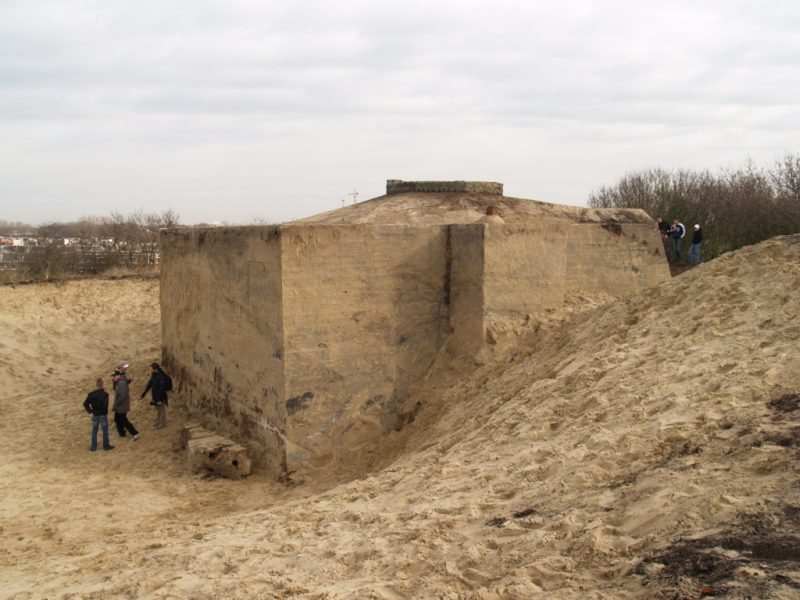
[771,153,800,202]
[588,154,800,262]
[160,209,180,228]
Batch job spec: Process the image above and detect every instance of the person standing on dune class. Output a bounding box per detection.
[656,216,671,260]
[668,219,686,262]
[83,378,114,451]
[688,224,703,265]
[112,364,139,441]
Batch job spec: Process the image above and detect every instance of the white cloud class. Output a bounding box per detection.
[1,0,798,223]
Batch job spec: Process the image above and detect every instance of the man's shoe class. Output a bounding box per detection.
[90,448,97,452]
[103,445,115,451]
[132,434,139,441]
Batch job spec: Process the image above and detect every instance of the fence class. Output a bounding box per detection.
[0,245,159,281]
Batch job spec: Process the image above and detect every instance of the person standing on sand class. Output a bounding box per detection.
[668,219,686,262]
[687,224,703,265]
[656,216,671,258]
[83,378,114,451]
[112,365,139,440]
[141,362,168,429]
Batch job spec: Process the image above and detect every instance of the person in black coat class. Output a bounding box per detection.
[83,378,114,451]
[688,224,703,265]
[656,216,671,258]
[141,362,169,429]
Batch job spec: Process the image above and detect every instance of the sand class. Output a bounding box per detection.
[1,237,799,599]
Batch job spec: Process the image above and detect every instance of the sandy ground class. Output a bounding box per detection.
[1,237,799,599]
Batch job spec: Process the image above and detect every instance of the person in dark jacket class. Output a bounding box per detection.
[112,365,139,440]
[141,362,168,429]
[83,378,114,451]
[655,217,670,258]
[688,224,703,265]
[668,219,686,262]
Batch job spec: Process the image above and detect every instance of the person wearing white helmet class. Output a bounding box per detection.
[112,363,139,440]
[688,224,703,265]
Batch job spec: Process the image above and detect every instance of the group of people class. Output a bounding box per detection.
[656,217,703,265]
[82,362,172,452]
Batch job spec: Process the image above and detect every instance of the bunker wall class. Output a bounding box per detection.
[483,221,570,318]
[280,224,449,475]
[160,227,286,473]
[482,221,669,320]
[448,224,486,356]
[160,216,670,479]
[564,222,669,293]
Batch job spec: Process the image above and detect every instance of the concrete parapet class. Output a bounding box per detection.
[386,180,503,195]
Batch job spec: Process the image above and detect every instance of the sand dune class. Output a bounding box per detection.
[1,237,799,599]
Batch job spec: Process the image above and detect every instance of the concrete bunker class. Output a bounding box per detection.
[160,180,670,479]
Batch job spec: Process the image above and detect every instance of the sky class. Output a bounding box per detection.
[1,0,798,225]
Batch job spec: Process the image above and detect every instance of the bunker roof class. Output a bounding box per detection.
[293,180,653,226]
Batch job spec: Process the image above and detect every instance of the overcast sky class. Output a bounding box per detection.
[1,1,798,225]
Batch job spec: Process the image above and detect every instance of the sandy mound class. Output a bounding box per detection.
[1,236,799,599]
[294,191,652,226]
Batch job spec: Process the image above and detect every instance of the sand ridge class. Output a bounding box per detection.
[1,237,799,598]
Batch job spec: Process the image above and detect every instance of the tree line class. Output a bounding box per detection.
[588,153,800,261]
[5,157,799,282]
[0,209,180,282]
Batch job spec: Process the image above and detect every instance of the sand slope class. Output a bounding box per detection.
[1,237,799,599]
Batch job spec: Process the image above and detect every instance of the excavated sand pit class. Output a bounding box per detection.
[1,235,799,598]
